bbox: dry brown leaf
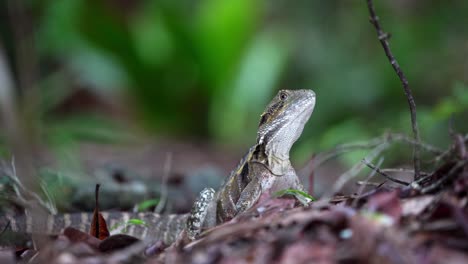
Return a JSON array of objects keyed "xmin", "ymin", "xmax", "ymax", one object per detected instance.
[{"xmin": 89, "ymin": 184, "xmax": 110, "ymax": 240}]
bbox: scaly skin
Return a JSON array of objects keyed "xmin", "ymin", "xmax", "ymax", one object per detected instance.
[
  {"xmin": 188, "ymin": 89, "xmax": 315, "ymax": 238},
  {"xmin": 1, "ymin": 89, "xmax": 316, "ymax": 245}
]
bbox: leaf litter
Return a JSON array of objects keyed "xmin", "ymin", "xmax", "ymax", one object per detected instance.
[{"xmin": 1, "ymin": 135, "xmax": 468, "ymax": 263}]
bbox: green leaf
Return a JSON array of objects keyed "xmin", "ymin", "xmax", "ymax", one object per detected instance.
[
  {"xmin": 361, "ymin": 211, "xmax": 394, "ymax": 227},
  {"xmin": 274, "ymin": 189, "xmax": 316, "ymax": 206},
  {"xmin": 109, "ymin": 219, "xmax": 148, "ymax": 233},
  {"xmin": 137, "ymin": 199, "xmax": 160, "ymax": 212},
  {"xmin": 127, "ymin": 219, "xmax": 148, "ymax": 227},
  {"xmin": 109, "ymin": 222, "xmax": 125, "ymax": 231}
]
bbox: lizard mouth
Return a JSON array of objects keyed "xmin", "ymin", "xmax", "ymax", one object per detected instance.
[{"xmin": 291, "ymin": 91, "xmax": 315, "ymax": 123}]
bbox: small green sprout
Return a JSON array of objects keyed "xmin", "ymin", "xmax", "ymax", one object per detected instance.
[
  {"xmin": 110, "ymin": 218, "xmax": 149, "ymax": 233},
  {"xmin": 274, "ymin": 189, "xmax": 316, "ymax": 205},
  {"xmin": 137, "ymin": 199, "xmax": 159, "ymax": 212}
]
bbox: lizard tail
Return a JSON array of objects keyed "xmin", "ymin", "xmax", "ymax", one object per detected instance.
[{"xmin": 0, "ymin": 212, "xmax": 188, "ymax": 245}]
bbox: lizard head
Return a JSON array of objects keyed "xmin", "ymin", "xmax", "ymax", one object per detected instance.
[{"xmin": 256, "ymin": 89, "xmax": 315, "ymax": 175}]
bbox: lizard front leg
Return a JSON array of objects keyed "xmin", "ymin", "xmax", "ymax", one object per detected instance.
[
  {"xmin": 235, "ymin": 161, "xmax": 278, "ymax": 214},
  {"xmin": 234, "ymin": 174, "xmax": 270, "ymax": 214},
  {"xmin": 186, "ymin": 188, "xmax": 215, "ymax": 240}
]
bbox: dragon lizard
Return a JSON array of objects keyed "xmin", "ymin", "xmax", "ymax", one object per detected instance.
[{"xmin": 1, "ymin": 89, "xmax": 316, "ymax": 245}]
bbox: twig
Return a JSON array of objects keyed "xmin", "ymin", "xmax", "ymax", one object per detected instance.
[
  {"xmin": 366, "ymin": 0, "xmax": 421, "ymax": 180},
  {"xmin": 352, "ymin": 183, "xmax": 391, "ymax": 201},
  {"xmin": 0, "ymin": 221, "xmax": 11, "ymax": 236},
  {"xmin": 410, "ymin": 219, "xmax": 459, "ymax": 233},
  {"xmin": 312, "ymin": 133, "xmax": 440, "ymax": 170},
  {"xmin": 448, "ymin": 115, "xmax": 455, "ymax": 138},
  {"xmin": 352, "ymin": 157, "xmax": 384, "ymax": 208},
  {"xmin": 7, "ymin": 0, "xmax": 39, "ymax": 101},
  {"xmin": 356, "ymin": 181, "xmax": 383, "ymax": 187},
  {"xmin": 420, "ymin": 160, "xmax": 467, "ymax": 194},
  {"xmin": 1, "ymin": 157, "xmax": 57, "ymax": 214},
  {"xmin": 155, "ymin": 152, "xmax": 172, "ymax": 214},
  {"xmin": 433, "ymin": 134, "xmax": 468, "ymax": 162},
  {"xmin": 454, "ymin": 134, "xmax": 467, "ymax": 160},
  {"xmin": 380, "ymin": 168, "xmax": 428, "ymax": 177},
  {"xmin": 362, "ymin": 159, "xmax": 410, "ymax": 186},
  {"xmin": 325, "ymin": 142, "xmax": 391, "ymax": 199},
  {"xmin": 448, "ymin": 116, "xmax": 467, "ymax": 160},
  {"xmin": 0, "ymin": 6, "xmax": 48, "ymax": 249}
]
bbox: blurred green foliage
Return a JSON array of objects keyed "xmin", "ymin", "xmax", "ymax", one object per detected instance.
[{"xmin": 1, "ymin": 0, "xmax": 467, "ymax": 165}]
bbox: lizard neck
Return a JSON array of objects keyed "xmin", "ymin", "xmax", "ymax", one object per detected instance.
[{"xmin": 252, "ymin": 141, "xmax": 292, "ymax": 176}]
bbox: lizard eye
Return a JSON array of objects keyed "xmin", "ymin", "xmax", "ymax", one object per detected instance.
[{"xmin": 279, "ymin": 91, "xmax": 288, "ymax": 101}]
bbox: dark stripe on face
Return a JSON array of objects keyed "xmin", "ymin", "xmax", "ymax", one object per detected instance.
[
  {"xmin": 259, "ymin": 101, "xmax": 284, "ymax": 127},
  {"xmin": 259, "ymin": 113, "xmax": 269, "ymax": 127}
]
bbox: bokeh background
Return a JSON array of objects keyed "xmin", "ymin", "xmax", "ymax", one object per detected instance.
[{"xmin": 0, "ymin": 0, "xmax": 467, "ymax": 203}]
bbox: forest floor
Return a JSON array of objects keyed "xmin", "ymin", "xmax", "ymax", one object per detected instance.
[{"xmin": 0, "ymin": 133, "xmax": 467, "ymax": 264}]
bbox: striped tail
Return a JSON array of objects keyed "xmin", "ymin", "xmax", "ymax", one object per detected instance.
[{"xmin": 0, "ymin": 212, "xmax": 188, "ymax": 245}]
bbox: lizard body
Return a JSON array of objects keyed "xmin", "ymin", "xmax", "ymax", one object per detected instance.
[{"xmin": 1, "ymin": 89, "xmax": 316, "ymax": 245}]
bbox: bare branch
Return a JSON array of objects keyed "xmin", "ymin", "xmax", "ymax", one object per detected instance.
[
  {"xmin": 433, "ymin": 134, "xmax": 468, "ymax": 163},
  {"xmin": 362, "ymin": 159, "xmax": 410, "ymax": 186},
  {"xmin": 356, "ymin": 181, "xmax": 384, "ymax": 187},
  {"xmin": 366, "ymin": 0, "xmax": 422, "ymax": 180},
  {"xmin": 305, "ymin": 133, "xmax": 441, "ymax": 172},
  {"xmin": 351, "ymin": 157, "xmax": 384, "ymax": 208},
  {"xmin": 325, "ymin": 142, "xmax": 391, "ymax": 199},
  {"xmin": 155, "ymin": 152, "xmax": 172, "ymax": 214},
  {"xmin": 0, "ymin": 158, "xmax": 57, "ymax": 214},
  {"xmin": 380, "ymin": 168, "xmax": 428, "ymax": 176},
  {"xmin": 420, "ymin": 160, "xmax": 467, "ymax": 194}
]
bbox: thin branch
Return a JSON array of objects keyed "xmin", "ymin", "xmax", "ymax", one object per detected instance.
[
  {"xmin": 420, "ymin": 160, "xmax": 467, "ymax": 194},
  {"xmin": 325, "ymin": 142, "xmax": 391, "ymax": 199},
  {"xmin": 362, "ymin": 159, "xmax": 410, "ymax": 186},
  {"xmin": 0, "ymin": 221, "xmax": 11, "ymax": 236},
  {"xmin": 454, "ymin": 134, "xmax": 467, "ymax": 160},
  {"xmin": 352, "ymin": 157, "xmax": 384, "ymax": 208},
  {"xmin": 380, "ymin": 168, "xmax": 428, "ymax": 177},
  {"xmin": 356, "ymin": 181, "xmax": 384, "ymax": 187},
  {"xmin": 366, "ymin": 0, "xmax": 421, "ymax": 180},
  {"xmin": 7, "ymin": 0, "xmax": 39, "ymax": 99},
  {"xmin": 155, "ymin": 152, "xmax": 172, "ymax": 214},
  {"xmin": 0, "ymin": 157, "xmax": 57, "ymax": 214},
  {"xmin": 433, "ymin": 134, "xmax": 468, "ymax": 162},
  {"xmin": 303, "ymin": 133, "xmax": 441, "ymax": 174}
]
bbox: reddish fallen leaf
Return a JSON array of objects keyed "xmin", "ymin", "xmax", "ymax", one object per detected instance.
[
  {"xmin": 90, "ymin": 184, "xmax": 110, "ymax": 240},
  {"xmin": 451, "ymin": 205, "xmax": 468, "ymax": 237},
  {"xmin": 144, "ymin": 240, "xmax": 166, "ymax": 257},
  {"xmin": 63, "ymin": 227, "xmax": 101, "ymax": 250},
  {"xmin": 18, "ymin": 249, "xmax": 37, "ymax": 263},
  {"xmin": 98, "ymin": 234, "xmax": 140, "ymax": 253},
  {"xmin": 453, "ymin": 171, "xmax": 468, "ymax": 195},
  {"xmin": 401, "ymin": 195, "xmax": 434, "ymax": 217},
  {"xmin": 365, "ymin": 190, "xmax": 402, "ymax": 222},
  {"xmin": 0, "ymin": 248, "xmax": 16, "ymax": 264},
  {"xmin": 14, "ymin": 247, "xmax": 29, "ymax": 258},
  {"xmin": 427, "ymin": 201, "xmax": 452, "ymax": 221},
  {"xmin": 423, "ymin": 244, "xmax": 468, "ymax": 264},
  {"xmin": 279, "ymin": 241, "xmax": 335, "ymax": 264}
]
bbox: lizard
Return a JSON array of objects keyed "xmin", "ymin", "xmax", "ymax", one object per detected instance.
[{"xmin": 0, "ymin": 89, "xmax": 316, "ymax": 246}]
